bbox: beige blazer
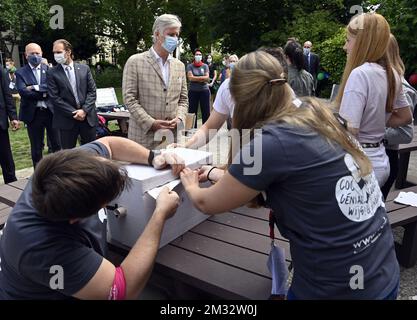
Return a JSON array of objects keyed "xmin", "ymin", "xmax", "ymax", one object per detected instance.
[{"xmin": 122, "ymin": 49, "xmax": 188, "ymax": 149}]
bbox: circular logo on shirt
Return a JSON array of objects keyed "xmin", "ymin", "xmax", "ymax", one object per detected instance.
[{"xmin": 335, "ymin": 154, "xmax": 384, "ymax": 222}]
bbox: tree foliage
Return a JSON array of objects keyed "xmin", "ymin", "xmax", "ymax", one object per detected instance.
[
  {"xmin": 367, "ymin": 0, "xmax": 417, "ymax": 77},
  {"xmin": 0, "ymin": 0, "xmax": 49, "ymax": 57}
]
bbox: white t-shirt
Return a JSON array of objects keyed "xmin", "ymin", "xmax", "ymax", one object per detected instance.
[
  {"xmin": 213, "ymin": 78, "xmax": 301, "ymax": 118},
  {"xmin": 213, "ymin": 78, "xmax": 235, "ymax": 117},
  {"xmin": 339, "ymin": 62, "xmax": 409, "ymax": 143}
]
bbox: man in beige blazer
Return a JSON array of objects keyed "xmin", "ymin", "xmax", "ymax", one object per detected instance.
[{"xmin": 123, "ymin": 14, "xmax": 188, "ymax": 149}]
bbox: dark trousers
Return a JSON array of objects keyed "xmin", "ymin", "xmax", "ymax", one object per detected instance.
[
  {"xmin": 188, "ymin": 89, "xmax": 211, "ymax": 128},
  {"xmin": 0, "ymin": 128, "xmax": 17, "ymax": 184},
  {"xmin": 381, "ymin": 149, "xmax": 399, "ymax": 200},
  {"xmin": 60, "ymin": 120, "xmax": 96, "ymax": 149},
  {"xmin": 27, "ymin": 108, "xmax": 61, "ymax": 168}
]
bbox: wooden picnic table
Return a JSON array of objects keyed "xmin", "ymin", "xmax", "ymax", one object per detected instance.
[
  {"xmin": 396, "ymin": 126, "xmax": 417, "ymax": 189},
  {"xmin": 97, "ymin": 111, "xmax": 130, "ymax": 136},
  {"xmin": 1, "ymin": 179, "xmax": 417, "ymax": 299}
]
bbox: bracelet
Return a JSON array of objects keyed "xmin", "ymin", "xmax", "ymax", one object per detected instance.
[{"xmin": 207, "ymin": 166, "xmax": 217, "ymax": 183}]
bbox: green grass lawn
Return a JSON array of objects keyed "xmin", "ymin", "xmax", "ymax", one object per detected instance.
[
  {"xmin": 8, "ymin": 125, "xmax": 33, "ymax": 171},
  {"xmin": 8, "ymin": 87, "xmax": 124, "ymax": 171}
]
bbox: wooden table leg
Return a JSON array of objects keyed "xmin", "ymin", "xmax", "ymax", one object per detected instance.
[
  {"xmin": 396, "ymin": 152, "xmax": 411, "ymax": 189},
  {"xmin": 397, "ymin": 221, "xmax": 417, "ymax": 268}
]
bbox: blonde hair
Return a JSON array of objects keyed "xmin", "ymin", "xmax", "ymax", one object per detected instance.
[
  {"xmin": 387, "ymin": 34, "xmax": 405, "ymax": 77},
  {"xmin": 335, "ymin": 13, "xmax": 395, "ymax": 113},
  {"xmin": 230, "ymin": 51, "xmax": 372, "ymax": 177}
]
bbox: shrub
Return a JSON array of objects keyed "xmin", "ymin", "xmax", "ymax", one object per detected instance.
[
  {"xmin": 316, "ymin": 28, "xmax": 347, "ymax": 85},
  {"xmin": 94, "ymin": 68, "xmax": 123, "ymax": 89}
]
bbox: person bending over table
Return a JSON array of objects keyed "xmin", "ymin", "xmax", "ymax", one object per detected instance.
[{"xmin": 0, "ymin": 136, "xmax": 184, "ymax": 300}]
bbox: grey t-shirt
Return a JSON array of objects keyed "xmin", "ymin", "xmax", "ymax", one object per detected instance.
[
  {"xmin": 187, "ymin": 63, "xmax": 209, "ymax": 92},
  {"xmin": 0, "ymin": 142, "xmax": 110, "ymax": 299},
  {"xmin": 228, "ymin": 124, "xmax": 399, "ymax": 299},
  {"xmin": 340, "ymin": 63, "xmax": 409, "ymax": 144},
  {"xmin": 288, "ymin": 65, "xmax": 315, "ymax": 97}
]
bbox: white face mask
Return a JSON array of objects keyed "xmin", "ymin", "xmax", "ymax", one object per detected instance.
[
  {"xmin": 207, "ymin": 58, "xmax": 212, "ymax": 63},
  {"xmin": 195, "ymin": 55, "xmax": 202, "ymax": 62},
  {"xmin": 54, "ymin": 53, "xmax": 67, "ymax": 65}
]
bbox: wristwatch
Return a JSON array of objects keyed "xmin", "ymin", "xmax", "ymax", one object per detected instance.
[{"xmin": 148, "ymin": 150, "xmax": 162, "ymax": 166}]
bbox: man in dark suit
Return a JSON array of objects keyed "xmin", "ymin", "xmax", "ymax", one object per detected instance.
[
  {"xmin": 0, "ymin": 66, "xmax": 20, "ymax": 184},
  {"xmin": 303, "ymin": 41, "xmax": 320, "ymax": 94},
  {"xmin": 47, "ymin": 39, "xmax": 98, "ymax": 149},
  {"xmin": 15, "ymin": 43, "xmax": 61, "ymax": 168}
]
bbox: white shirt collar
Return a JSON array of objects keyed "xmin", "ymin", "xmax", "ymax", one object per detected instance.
[
  {"xmin": 64, "ymin": 61, "xmax": 75, "ymax": 69},
  {"xmin": 29, "ymin": 63, "xmax": 40, "ymax": 70},
  {"xmin": 151, "ymin": 46, "xmax": 173, "ymax": 63}
]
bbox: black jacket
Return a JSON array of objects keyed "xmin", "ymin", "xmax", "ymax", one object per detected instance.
[
  {"xmin": 304, "ymin": 52, "xmax": 320, "ymax": 80},
  {"xmin": 0, "ymin": 67, "xmax": 17, "ymax": 131},
  {"xmin": 15, "ymin": 63, "xmax": 53, "ymax": 124},
  {"xmin": 47, "ymin": 63, "xmax": 98, "ymax": 130}
]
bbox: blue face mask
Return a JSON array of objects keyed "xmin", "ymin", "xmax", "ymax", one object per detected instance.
[
  {"xmin": 28, "ymin": 54, "xmax": 43, "ymax": 66},
  {"xmin": 229, "ymin": 62, "xmax": 236, "ymax": 70},
  {"xmin": 162, "ymin": 36, "xmax": 179, "ymax": 54}
]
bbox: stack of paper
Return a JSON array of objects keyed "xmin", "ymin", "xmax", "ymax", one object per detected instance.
[{"xmin": 394, "ymin": 192, "xmax": 417, "ymax": 207}]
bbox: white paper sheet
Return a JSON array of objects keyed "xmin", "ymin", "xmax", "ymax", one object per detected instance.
[
  {"xmin": 394, "ymin": 192, "xmax": 417, "ymax": 207},
  {"xmin": 147, "ymin": 179, "xmax": 182, "ymax": 200}
]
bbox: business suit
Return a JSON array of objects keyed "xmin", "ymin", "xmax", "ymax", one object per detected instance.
[
  {"xmin": 0, "ymin": 67, "xmax": 17, "ymax": 184},
  {"xmin": 15, "ymin": 63, "xmax": 61, "ymax": 167},
  {"xmin": 47, "ymin": 62, "xmax": 98, "ymax": 149},
  {"xmin": 123, "ymin": 49, "xmax": 188, "ymax": 149},
  {"xmin": 304, "ymin": 52, "xmax": 320, "ymax": 86}
]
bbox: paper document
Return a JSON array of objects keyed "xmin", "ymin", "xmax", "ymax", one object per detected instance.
[
  {"xmin": 394, "ymin": 192, "xmax": 417, "ymax": 207},
  {"xmin": 147, "ymin": 179, "xmax": 182, "ymax": 200}
]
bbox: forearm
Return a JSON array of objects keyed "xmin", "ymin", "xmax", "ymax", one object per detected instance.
[
  {"xmin": 82, "ymin": 97, "xmax": 96, "ymax": 114},
  {"xmin": 125, "ymin": 100, "xmax": 155, "ymax": 132},
  {"xmin": 189, "ymin": 75, "xmax": 209, "ymax": 82},
  {"xmin": 177, "ymin": 78, "xmax": 188, "ymax": 123},
  {"xmin": 185, "ymin": 124, "xmax": 210, "ymax": 148},
  {"xmin": 386, "ymin": 107, "xmax": 412, "ymax": 128},
  {"xmin": 99, "ymin": 136, "xmax": 150, "ymax": 164},
  {"xmin": 83, "ymin": 71, "xmax": 97, "ymax": 113},
  {"xmin": 120, "ymin": 211, "xmax": 165, "ymax": 299}
]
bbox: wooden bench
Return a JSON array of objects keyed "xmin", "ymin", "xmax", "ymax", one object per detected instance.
[
  {"xmin": 108, "ymin": 205, "xmax": 289, "ymax": 300},
  {"xmin": 384, "ymin": 186, "xmax": 417, "ymax": 268},
  {"xmin": 1, "ymin": 179, "xmax": 417, "ymax": 299},
  {"xmin": 396, "ymin": 127, "xmax": 417, "ymax": 189}
]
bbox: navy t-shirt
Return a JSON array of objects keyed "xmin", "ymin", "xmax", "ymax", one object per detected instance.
[
  {"xmin": 0, "ymin": 142, "xmax": 110, "ymax": 299},
  {"xmin": 187, "ymin": 63, "xmax": 209, "ymax": 92},
  {"xmin": 228, "ymin": 124, "xmax": 399, "ymax": 299}
]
